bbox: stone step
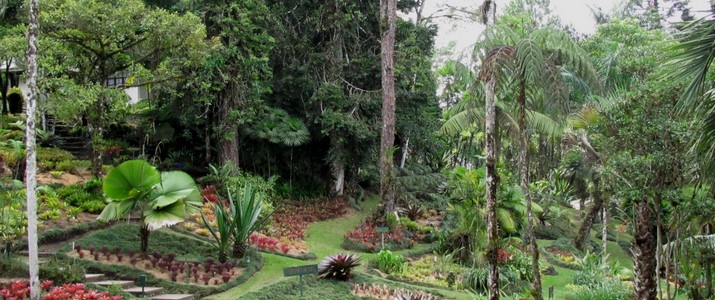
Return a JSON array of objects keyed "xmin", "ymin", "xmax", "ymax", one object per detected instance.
[
  {"xmin": 151, "ymin": 294, "xmax": 194, "ymax": 300},
  {"xmin": 17, "ymin": 251, "xmax": 56, "ymax": 257},
  {"xmin": 94, "ymin": 280, "xmax": 134, "ymax": 288},
  {"xmin": 123, "ymin": 286, "xmax": 163, "ymax": 297},
  {"xmin": 84, "ymin": 274, "xmax": 105, "ymax": 282}
]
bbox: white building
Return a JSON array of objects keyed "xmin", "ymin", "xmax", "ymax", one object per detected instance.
[{"xmin": 2, "ymin": 60, "xmax": 148, "ymax": 112}]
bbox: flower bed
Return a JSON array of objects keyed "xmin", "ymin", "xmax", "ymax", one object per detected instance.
[
  {"xmin": 342, "ymin": 221, "xmax": 414, "ymax": 253},
  {"xmin": 1, "ymin": 281, "xmax": 122, "ymax": 300},
  {"xmin": 68, "ymin": 245, "xmax": 244, "ymax": 285}
]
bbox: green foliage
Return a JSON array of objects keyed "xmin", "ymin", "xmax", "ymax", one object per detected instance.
[
  {"xmin": 57, "ymin": 181, "xmax": 106, "ymax": 214},
  {"xmin": 565, "ymin": 280, "xmax": 633, "ymax": 300},
  {"xmin": 40, "ymin": 257, "xmax": 86, "ymax": 284},
  {"xmin": 0, "ymin": 179, "xmax": 25, "ymax": 242},
  {"xmin": 37, "ymin": 147, "xmax": 76, "ymax": 163},
  {"xmin": 0, "ymin": 257, "xmax": 28, "ymax": 278},
  {"xmin": 375, "ymin": 250, "xmax": 405, "ymax": 274}
]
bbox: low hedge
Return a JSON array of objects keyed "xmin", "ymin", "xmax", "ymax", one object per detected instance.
[
  {"xmin": 540, "ymin": 246, "xmax": 581, "ymax": 271},
  {"xmin": 14, "ymin": 221, "xmax": 111, "ymax": 252}
]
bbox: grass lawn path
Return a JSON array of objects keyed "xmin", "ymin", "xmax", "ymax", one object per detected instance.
[{"xmin": 205, "ymin": 196, "xmax": 381, "ymax": 299}]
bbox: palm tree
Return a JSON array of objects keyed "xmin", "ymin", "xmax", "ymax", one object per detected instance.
[
  {"xmin": 24, "ymin": 0, "xmax": 39, "ymax": 297},
  {"xmin": 474, "ymin": 23, "xmax": 599, "ymax": 299},
  {"xmin": 98, "ymin": 160, "xmax": 203, "ymax": 252}
]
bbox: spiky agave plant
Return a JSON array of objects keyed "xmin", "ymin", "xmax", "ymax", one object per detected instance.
[{"xmin": 318, "ymin": 253, "xmax": 361, "ymax": 281}]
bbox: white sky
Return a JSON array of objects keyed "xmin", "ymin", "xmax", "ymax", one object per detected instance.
[{"xmin": 426, "ymin": 0, "xmax": 713, "ymax": 60}]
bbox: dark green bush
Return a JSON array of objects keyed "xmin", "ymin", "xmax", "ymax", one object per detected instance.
[
  {"xmin": 40, "ymin": 257, "xmax": 85, "ymax": 284},
  {"xmin": 0, "ymin": 257, "xmax": 29, "ymax": 277},
  {"xmin": 551, "ymin": 238, "xmax": 579, "ymax": 253}
]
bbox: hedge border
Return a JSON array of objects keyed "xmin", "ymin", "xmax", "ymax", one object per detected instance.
[{"xmin": 14, "ymin": 221, "xmax": 112, "ymax": 252}]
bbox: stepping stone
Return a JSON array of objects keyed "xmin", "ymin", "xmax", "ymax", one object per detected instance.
[
  {"xmin": 94, "ymin": 280, "xmax": 134, "ymax": 288},
  {"xmin": 123, "ymin": 286, "xmax": 164, "ymax": 297},
  {"xmin": 84, "ymin": 274, "xmax": 105, "ymax": 282},
  {"xmin": 151, "ymin": 294, "xmax": 194, "ymax": 300}
]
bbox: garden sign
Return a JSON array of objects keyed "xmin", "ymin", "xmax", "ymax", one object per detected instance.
[{"xmin": 283, "ymin": 264, "xmax": 318, "ymax": 296}]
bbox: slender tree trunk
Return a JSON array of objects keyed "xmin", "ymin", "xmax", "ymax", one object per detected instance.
[
  {"xmin": 517, "ymin": 80, "xmax": 542, "ymax": 300},
  {"xmin": 602, "ymin": 203, "xmax": 608, "ymax": 265},
  {"xmin": 25, "ymin": 0, "xmax": 40, "ymax": 298},
  {"xmin": 379, "ymin": 0, "xmax": 397, "ymax": 213},
  {"xmin": 575, "ymin": 178, "xmax": 602, "ymax": 251},
  {"xmin": 485, "ymin": 77, "xmax": 500, "ymax": 300},
  {"xmin": 634, "ymin": 199, "xmax": 657, "ymax": 300},
  {"xmin": 400, "ymin": 138, "xmax": 409, "ymax": 168}
]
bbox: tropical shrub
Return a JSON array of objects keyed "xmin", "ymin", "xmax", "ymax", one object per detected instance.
[
  {"xmin": 318, "ymin": 253, "xmax": 361, "ymax": 281},
  {"xmin": 374, "ymin": 250, "xmax": 405, "ymax": 274},
  {"xmin": 98, "ymin": 160, "xmax": 202, "ymax": 252}
]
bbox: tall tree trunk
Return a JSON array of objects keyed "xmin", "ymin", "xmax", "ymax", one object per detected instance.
[
  {"xmin": 379, "ymin": 0, "xmax": 397, "ymax": 213},
  {"xmin": 481, "ymin": 2, "xmax": 498, "ymax": 298},
  {"xmin": 25, "ymin": 0, "xmax": 40, "ymax": 297},
  {"xmin": 400, "ymin": 138, "xmax": 409, "ymax": 168},
  {"xmin": 90, "ymin": 97, "xmax": 104, "ymax": 177},
  {"xmin": 485, "ymin": 76, "xmax": 500, "ymax": 300},
  {"xmin": 218, "ymin": 93, "xmax": 239, "ymax": 169},
  {"xmin": 517, "ymin": 80, "xmax": 542, "ymax": 300},
  {"xmin": 602, "ymin": 203, "xmax": 608, "ymax": 265},
  {"xmin": 331, "ymin": 135, "xmax": 345, "ymax": 196},
  {"xmin": 575, "ymin": 177, "xmax": 602, "ymax": 251},
  {"xmin": 1, "ymin": 58, "xmax": 11, "ymax": 115},
  {"xmin": 634, "ymin": 199, "xmax": 657, "ymax": 300}
]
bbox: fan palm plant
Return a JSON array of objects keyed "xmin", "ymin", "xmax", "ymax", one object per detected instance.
[{"xmin": 98, "ymin": 160, "xmax": 202, "ymax": 252}]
